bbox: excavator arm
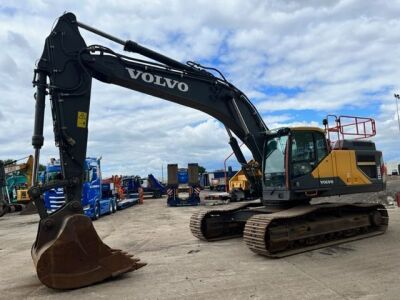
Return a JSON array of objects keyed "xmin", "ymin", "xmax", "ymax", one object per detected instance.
[
  {"xmin": 32, "ymin": 13, "xmax": 267, "ymax": 216},
  {"xmin": 29, "ymin": 12, "xmax": 267, "ymax": 289}
]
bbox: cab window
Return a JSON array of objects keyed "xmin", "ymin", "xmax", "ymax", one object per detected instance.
[
  {"xmin": 46, "ymin": 171, "xmax": 63, "ymax": 183},
  {"xmin": 264, "ymin": 135, "xmax": 288, "ymax": 187},
  {"xmin": 88, "ymin": 167, "xmax": 97, "ymax": 182},
  {"xmin": 85, "ymin": 167, "xmax": 97, "ymax": 182},
  {"xmin": 314, "ymin": 132, "xmax": 328, "ymax": 162},
  {"xmin": 291, "ymin": 131, "xmax": 315, "ymax": 178}
]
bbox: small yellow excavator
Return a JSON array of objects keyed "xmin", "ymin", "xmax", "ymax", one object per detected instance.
[
  {"xmin": 228, "ymin": 160, "xmax": 262, "ymax": 201},
  {"xmin": 0, "ymin": 156, "xmax": 34, "ymax": 216},
  {"xmin": 4, "ymin": 155, "xmax": 34, "ymax": 203},
  {"xmin": 27, "ymin": 13, "xmax": 387, "ymax": 289}
]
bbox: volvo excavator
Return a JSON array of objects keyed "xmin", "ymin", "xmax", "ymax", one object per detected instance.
[{"xmin": 28, "ymin": 12, "xmax": 388, "ymax": 289}]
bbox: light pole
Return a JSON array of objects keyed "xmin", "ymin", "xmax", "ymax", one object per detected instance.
[{"xmin": 395, "ymin": 94, "xmax": 400, "ymax": 133}]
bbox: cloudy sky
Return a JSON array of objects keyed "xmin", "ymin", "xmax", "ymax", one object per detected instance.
[{"xmin": 0, "ymin": 0, "xmax": 399, "ymax": 178}]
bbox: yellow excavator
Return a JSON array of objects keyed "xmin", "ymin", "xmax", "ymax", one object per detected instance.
[
  {"xmin": 228, "ymin": 160, "xmax": 262, "ymax": 201},
  {"xmin": 4, "ymin": 155, "xmax": 34, "ymax": 203},
  {"xmin": 27, "ymin": 13, "xmax": 387, "ymax": 289},
  {"xmin": 0, "ymin": 156, "xmax": 34, "ymax": 216}
]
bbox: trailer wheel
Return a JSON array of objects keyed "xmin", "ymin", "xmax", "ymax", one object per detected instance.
[
  {"xmin": 112, "ymin": 198, "xmax": 117, "ymax": 213},
  {"xmin": 108, "ymin": 200, "xmax": 113, "ymax": 215}
]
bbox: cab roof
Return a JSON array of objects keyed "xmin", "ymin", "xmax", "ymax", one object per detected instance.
[
  {"xmin": 289, "ymin": 126, "xmax": 325, "ymax": 134},
  {"xmin": 267, "ymin": 127, "xmax": 326, "ymax": 135}
]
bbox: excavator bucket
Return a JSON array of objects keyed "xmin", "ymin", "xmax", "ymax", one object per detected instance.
[{"xmin": 32, "ymin": 206, "xmax": 145, "ymax": 289}]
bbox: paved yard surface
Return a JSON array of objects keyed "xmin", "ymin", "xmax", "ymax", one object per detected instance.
[{"xmin": 0, "ymin": 189, "xmax": 399, "ymax": 299}]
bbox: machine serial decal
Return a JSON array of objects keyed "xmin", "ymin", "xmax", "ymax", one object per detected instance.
[
  {"xmin": 77, "ymin": 111, "xmax": 88, "ymax": 128},
  {"xmin": 125, "ymin": 67, "xmax": 189, "ymax": 92}
]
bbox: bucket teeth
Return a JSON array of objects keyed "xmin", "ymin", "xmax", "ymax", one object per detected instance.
[
  {"xmin": 32, "ymin": 214, "xmax": 146, "ymax": 289},
  {"xmin": 132, "ymin": 262, "xmax": 147, "ymax": 270}
]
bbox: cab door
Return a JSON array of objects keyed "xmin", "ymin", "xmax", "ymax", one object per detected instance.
[
  {"xmin": 290, "ymin": 130, "xmax": 329, "ymax": 191},
  {"xmin": 312, "ymin": 132, "xmax": 334, "ymax": 187}
]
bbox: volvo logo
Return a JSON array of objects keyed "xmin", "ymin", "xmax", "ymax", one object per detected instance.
[
  {"xmin": 320, "ymin": 179, "xmax": 334, "ymax": 185},
  {"xmin": 125, "ymin": 67, "xmax": 189, "ymax": 92}
]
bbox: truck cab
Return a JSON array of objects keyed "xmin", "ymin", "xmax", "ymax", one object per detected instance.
[{"xmin": 44, "ymin": 158, "xmax": 116, "ymax": 219}]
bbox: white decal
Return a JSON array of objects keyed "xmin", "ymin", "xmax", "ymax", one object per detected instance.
[
  {"xmin": 126, "ymin": 67, "xmax": 189, "ymax": 92},
  {"xmin": 320, "ymin": 179, "xmax": 334, "ymax": 185},
  {"xmin": 125, "ymin": 68, "xmax": 141, "ymax": 79}
]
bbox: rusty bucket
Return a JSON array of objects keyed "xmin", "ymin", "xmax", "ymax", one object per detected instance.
[{"xmin": 32, "ymin": 203, "xmax": 145, "ymax": 289}]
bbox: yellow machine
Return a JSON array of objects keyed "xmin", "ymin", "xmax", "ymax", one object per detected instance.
[
  {"xmin": 229, "ymin": 170, "xmax": 249, "ymax": 191},
  {"xmin": 17, "ymin": 189, "xmax": 30, "ymax": 202},
  {"xmin": 228, "ymin": 160, "xmax": 261, "ymax": 201},
  {"xmin": 1, "ymin": 155, "xmax": 34, "ymax": 217},
  {"xmin": 5, "ymin": 155, "xmax": 34, "ymax": 204}
]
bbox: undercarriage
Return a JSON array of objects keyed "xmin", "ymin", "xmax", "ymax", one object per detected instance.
[{"xmin": 190, "ymin": 202, "xmax": 388, "ymax": 257}]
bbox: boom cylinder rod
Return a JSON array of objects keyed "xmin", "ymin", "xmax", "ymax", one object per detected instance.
[
  {"xmin": 77, "ymin": 21, "xmax": 125, "ymax": 45},
  {"xmin": 228, "ymin": 137, "xmax": 247, "ymax": 165},
  {"xmin": 225, "ymin": 126, "xmax": 247, "ymax": 165},
  {"xmin": 225, "ymin": 126, "xmax": 233, "ymax": 138},
  {"xmin": 76, "ymin": 21, "xmax": 193, "ymax": 72}
]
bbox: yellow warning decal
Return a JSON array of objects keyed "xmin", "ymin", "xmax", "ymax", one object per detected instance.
[{"xmin": 77, "ymin": 111, "xmax": 87, "ymax": 128}]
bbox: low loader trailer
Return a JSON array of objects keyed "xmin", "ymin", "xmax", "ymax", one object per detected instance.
[{"xmin": 167, "ymin": 163, "xmax": 201, "ymax": 206}]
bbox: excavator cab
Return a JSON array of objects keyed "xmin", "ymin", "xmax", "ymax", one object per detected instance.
[
  {"xmin": 263, "ymin": 128, "xmax": 324, "ymax": 203},
  {"xmin": 262, "ymin": 122, "xmax": 385, "ymax": 206}
]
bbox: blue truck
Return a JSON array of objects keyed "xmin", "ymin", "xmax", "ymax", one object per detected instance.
[{"xmin": 43, "ymin": 157, "xmax": 117, "ymax": 219}]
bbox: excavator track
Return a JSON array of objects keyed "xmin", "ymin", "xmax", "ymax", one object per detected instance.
[
  {"xmin": 0, "ymin": 202, "xmax": 25, "ymax": 217},
  {"xmin": 0, "ymin": 201, "xmax": 7, "ymax": 217},
  {"xmin": 190, "ymin": 202, "xmax": 259, "ymax": 241},
  {"xmin": 243, "ymin": 203, "xmax": 388, "ymax": 257}
]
